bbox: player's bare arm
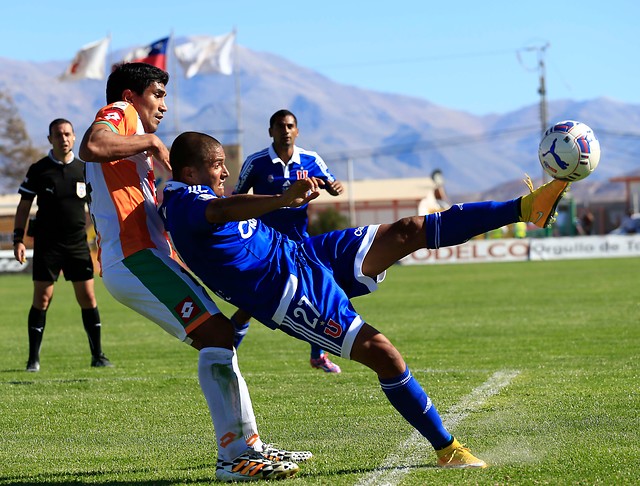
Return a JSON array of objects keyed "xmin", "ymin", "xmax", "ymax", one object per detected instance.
[
  {"xmin": 79, "ymin": 123, "xmax": 171, "ymax": 170},
  {"xmin": 205, "ymin": 178, "xmax": 320, "ymax": 224}
]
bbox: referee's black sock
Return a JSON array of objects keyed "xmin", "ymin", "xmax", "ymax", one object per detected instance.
[
  {"xmin": 28, "ymin": 306, "xmax": 47, "ymax": 362},
  {"xmin": 82, "ymin": 307, "xmax": 102, "ymax": 357}
]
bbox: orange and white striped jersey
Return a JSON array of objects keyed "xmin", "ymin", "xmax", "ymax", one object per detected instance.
[{"xmin": 84, "ymin": 101, "xmax": 173, "ymax": 271}]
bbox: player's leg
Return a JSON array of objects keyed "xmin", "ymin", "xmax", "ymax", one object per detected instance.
[
  {"xmin": 26, "ymin": 280, "xmax": 54, "ymax": 372},
  {"xmin": 309, "ymin": 344, "xmax": 341, "ymax": 373},
  {"xmin": 27, "ymin": 243, "xmax": 60, "ymax": 371},
  {"xmin": 274, "ymin": 257, "xmax": 481, "ymax": 466},
  {"xmin": 101, "ymin": 251, "xmax": 256, "ymax": 459},
  {"xmin": 32, "ymin": 280, "xmax": 55, "ymax": 310},
  {"xmin": 66, "ymin": 247, "xmax": 112, "ymax": 367},
  {"xmin": 192, "ymin": 306, "xmax": 312, "ymax": 466},
  {"xmin": 362, "ymin": 179, "xmax": 569, "ymax": 278},
  {"xmin": 230, "ymin": 308, "xmax": 252, "ymax": 348},
  {"xmin": 189, "ymin": 317, "xmax": 261, "ymax": 453},
  {"xmin": 102, "ymin": 249, "xmax": 302, "ymax": 479},
  {"xmin": 349, "ymin": 324, "xmax": 451, "ymax": 447},
  {"xmin": 350, "ymin": 322, "xmax": 486, "ymax": 468},
  {"xmin": 71, "ymin": 279, "xmax": 112, "ymax": 367}
]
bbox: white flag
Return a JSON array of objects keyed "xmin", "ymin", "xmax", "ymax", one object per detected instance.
[
  {"xmin": 60, "ymin": 37, "xmax": 110, "ymax": 81},
  {"xmin": 174, "ymin": 32, "xmax": 235, "ymax": 78}
]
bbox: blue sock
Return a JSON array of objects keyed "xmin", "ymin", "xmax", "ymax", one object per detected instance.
[
  {"xmin": 425, "ymin": 200, "xmax": 520, "ymax": 249},
  {"xmin": 380, "ymin": 367, "xmax": 452, "ymax": 449},
  {"xmin": 231, "ymin": 317, "xmax": 250, "ymax": 349},
  {"xmin": 310, "ymin": 344, "xmax": 324, "ymax": 360}
]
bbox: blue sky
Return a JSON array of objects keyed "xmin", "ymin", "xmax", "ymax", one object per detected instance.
[{"xmin": 2, "ymin": 0, "xmax": 637, "ymax": 116}]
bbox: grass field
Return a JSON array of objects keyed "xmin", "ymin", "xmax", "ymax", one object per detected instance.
[{"xmin": 1, "ymin": 257, "xmax": 639, "ymax": 485}]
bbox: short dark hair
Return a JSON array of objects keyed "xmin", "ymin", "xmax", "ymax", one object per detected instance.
[
  {"xmin": 269, "ymin": 109, "xmax": 297, "ymax": 128},
  {"xmin": 49, "ymin": 118, "xmax": 73, "ymax": 135},
  {"xmin": 170, "ymin": 132, "xmax": 222, "ymax": 180},
  {"xmin": 106, "ymin": 63, "xmax": 169, "ymax": 104}
]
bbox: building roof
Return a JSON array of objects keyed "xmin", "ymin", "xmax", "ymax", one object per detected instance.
[
  {"xmin": 0, "ymin": 194, "xmax": 24, "ymax": 217},
  {"xmin": 314, "ymin": 177, "xmax": 437, "ymax": 203}
]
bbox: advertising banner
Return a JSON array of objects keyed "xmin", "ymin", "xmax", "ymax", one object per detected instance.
[
  {"xmin": 0, "ymin": 250, "xmax": 33, "ymax": 274},
  {"xmin": 400, "ymin": 235, "xmax": 640, "ymax": 265}
]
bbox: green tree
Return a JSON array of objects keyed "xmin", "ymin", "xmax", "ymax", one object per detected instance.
[
  {"xmin": 0, "ymin": 91, "xmax": 41, "ymax": 193},
  {"xmin": 308, "ymin": 207, "xmax": 350, "ymax": 236}
]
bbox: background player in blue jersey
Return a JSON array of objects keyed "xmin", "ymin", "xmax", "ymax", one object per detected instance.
[
  {"xmin": 160, "ymin": 131, "xmax": 570, "ymax": 470},
  {"xmin": 233, "ymin": 110, "xmax": 344, "ymax": 373}
]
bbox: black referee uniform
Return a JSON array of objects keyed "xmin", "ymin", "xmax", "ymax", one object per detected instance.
[
  {"xmin": 17, "ymin": 150, "xmax": 110, "ymax": 369},
  {"xmin": 19, "ymin": 154, "xmax": 93, "ymax": 282}
]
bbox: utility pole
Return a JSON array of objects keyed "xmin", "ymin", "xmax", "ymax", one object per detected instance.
[
  {"xmin": 518, "ymin": 42, "xmax": 550, "ymax": 182},
  {"xmin": 537, "ymin": 44, "xmax": 549, "ymax": 137},
  {"xmin": 537, "ymin": 43, "xmax": 550, "ymax": 183},
  {"xmin": 347, "ymin": 158, "xmax": 356, "ymax": 226}
]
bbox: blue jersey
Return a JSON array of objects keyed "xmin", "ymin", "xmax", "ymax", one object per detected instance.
[
  {"xmin": 160, "ymin": 181, "xmax": 384, "ymax": 359},
  {"xmin": 233, "ymin": 145, "xmax": 336, "ymax": 240}
]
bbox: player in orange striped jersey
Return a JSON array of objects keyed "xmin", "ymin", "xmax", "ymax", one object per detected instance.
[{"xmin": 79, "ymin": 62, "xmax": 305, "ymax": 482}]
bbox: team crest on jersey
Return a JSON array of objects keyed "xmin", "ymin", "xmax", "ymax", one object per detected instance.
[
  {"xmin": 267, "ymin": 174, "xmax": 274, "ymax": 183},
  {"xmin": 76, "ymin": 182, "xmax": 86, "ymax": 198},
  {"xmin": 323, "ymin": 318, "xmax": 343, "ymax": 338},
  {"xmin": 296, "ymin": 170, "xmax": 308, "ymax": 179},
  {"xmin": 102, "ymin": 110, "xmax": 123, "ymax": 125},
  {"xmin": 101, "ymin": 103, "xmax": 126, "ymax": 127},
  {"xmin": 174, "ymin": 296, "xmax": 202, "ymax": 324}
]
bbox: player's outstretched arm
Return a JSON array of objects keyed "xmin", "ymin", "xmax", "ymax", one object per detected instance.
[
  {"xmin": 79, "ymin": 124, "xmax": 171, "ymax": 170},
  {"xmin": 205, "ymin": 178, "xmax": 320, "ymax": 224}
]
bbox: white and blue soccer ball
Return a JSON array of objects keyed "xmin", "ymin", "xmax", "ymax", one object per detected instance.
[{"xmin": 538, "ymin": 120, "xmax": 601, "ymax": 181}]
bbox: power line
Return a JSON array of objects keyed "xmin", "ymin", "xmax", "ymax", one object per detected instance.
[
  {"xmin": 322, "ymin": 125, "xmax": 539, "ymax": 162},
  {"xmin": 597, "ymin": 129, "xmax": 640, "ymax": 139},
  {"xmin": 316, "ymin": 48, "xmax": 519, "ymax": 71}
]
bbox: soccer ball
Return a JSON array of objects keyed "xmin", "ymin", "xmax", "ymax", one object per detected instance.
[{"xmin": 538, "ymin": 120, "xmax": 601, "ymax": 181}]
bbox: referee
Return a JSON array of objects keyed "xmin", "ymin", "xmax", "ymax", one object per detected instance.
[{"xmin": 13, "ymin": 118, "xmax": 112, "ymax": 372}]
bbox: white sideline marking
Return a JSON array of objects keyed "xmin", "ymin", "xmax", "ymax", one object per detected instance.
[{"xmin": 355, "ymin": 370, "xmax": 520, "ymax": 486}]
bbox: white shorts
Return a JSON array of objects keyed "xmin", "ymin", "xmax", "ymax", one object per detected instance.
[{"xmin": 102, "ymin": 248, "xmax": 221, "ymax": 342}]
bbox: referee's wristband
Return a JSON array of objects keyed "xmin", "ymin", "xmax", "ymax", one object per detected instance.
[{"xmin": 13, "ymin": 228, "xmax": 25, "ymax": 245}]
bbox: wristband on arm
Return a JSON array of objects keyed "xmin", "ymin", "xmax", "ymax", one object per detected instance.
[{"xmin": 13, "ymin": 228, "xmax": 25, "ymax": 245}]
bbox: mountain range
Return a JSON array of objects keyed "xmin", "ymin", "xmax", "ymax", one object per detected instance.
[{"xmin": 1, "ymin": 44, "xmax": 639, "ymax": 200}]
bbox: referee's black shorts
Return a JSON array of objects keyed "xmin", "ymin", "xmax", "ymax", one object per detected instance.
[{"xmin": 32, "ymin": 239, "xmax": 94, "ymax": 282}]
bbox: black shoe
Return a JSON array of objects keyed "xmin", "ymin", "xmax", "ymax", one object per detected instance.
[
  {"xmin": 91, "ymin": 354, "xmax": 114, "ymax": 368},
  {"xmin": 26, "ymin": 359, "xmax": 40, "ymax": 372}
]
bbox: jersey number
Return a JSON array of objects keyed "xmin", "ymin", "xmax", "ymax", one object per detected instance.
[{"xmin": 293, "ymin": 295, "xmax": 343, "ymax": 338}]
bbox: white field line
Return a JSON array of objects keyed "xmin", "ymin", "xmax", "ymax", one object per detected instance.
[{"xmin": 355, "ymin": 369, "xmax": 520, "ymax": 486}]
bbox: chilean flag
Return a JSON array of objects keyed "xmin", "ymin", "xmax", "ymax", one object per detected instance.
[{"xmin": 121, "ymin": 37, "xmax": 169, "ymax": 70}]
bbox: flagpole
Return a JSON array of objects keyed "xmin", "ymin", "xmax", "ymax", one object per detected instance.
[
  {"xmin": 232, "ymin": 27, "xmax": 243, "ymax": 161},
  {"xmin": 106, "ymin": 32, "xmax": 112, "ymax": 75},
  {"xmin": 168, "ymin": 30, "xmax": 180, "ymax": 139}
]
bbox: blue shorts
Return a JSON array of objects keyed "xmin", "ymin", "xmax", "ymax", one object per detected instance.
[{"xmin": 266, "ymin": 225, "xmax": 386, "ymax": 360}]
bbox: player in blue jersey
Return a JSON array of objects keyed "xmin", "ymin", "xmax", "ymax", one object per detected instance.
[
  {"xmin": 160, "ymin": 131, "xmax": 570, "ymax": 470},
  {"xmin": 232, "ymin": 110, "xmax": 344, "ymax": 373}
]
